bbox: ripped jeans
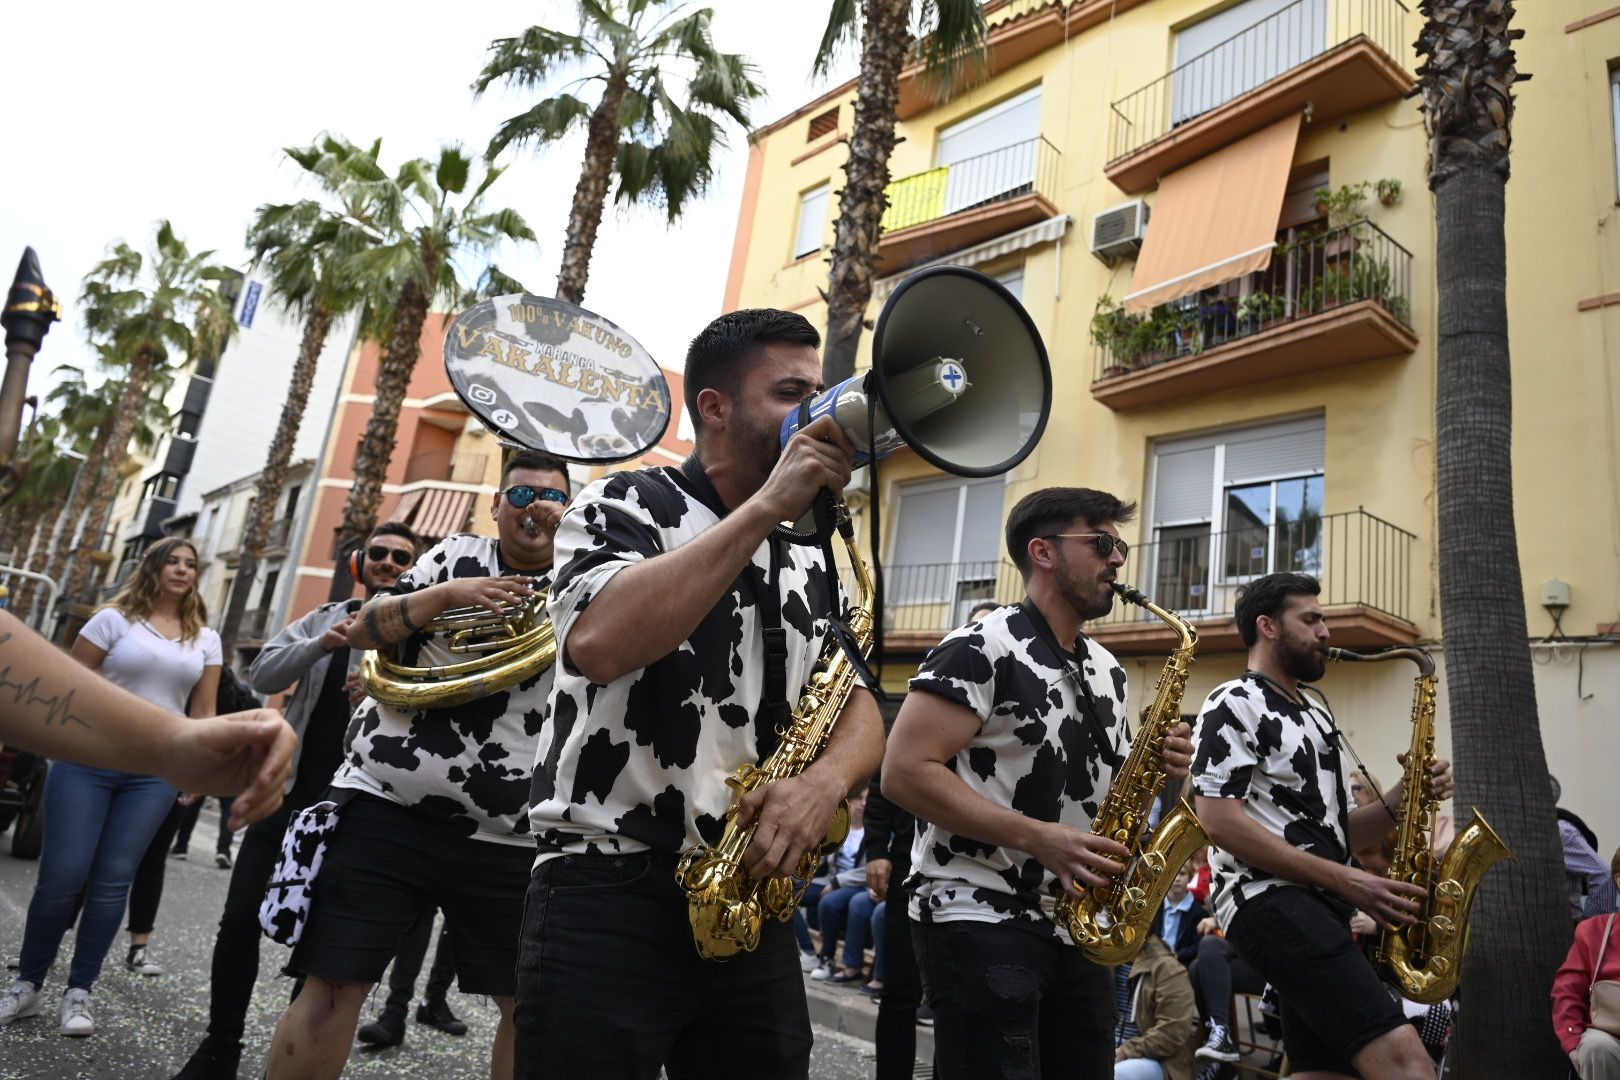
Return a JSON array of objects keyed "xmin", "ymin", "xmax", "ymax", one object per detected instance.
[{"xmin": 913, "ymin": 919, "xmax": 1114, "ymax": 1080}]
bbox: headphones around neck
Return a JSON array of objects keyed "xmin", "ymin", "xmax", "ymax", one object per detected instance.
[{"xmin": 348, "ymin": 546, "xmax": 366, "ymax": 583}]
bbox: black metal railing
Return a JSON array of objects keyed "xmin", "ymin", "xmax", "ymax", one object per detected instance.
[
  {"xmin": 1108, "ymin": 0, "xmax": 1410, "ymax": 161},
  {"xmin": 880, "ymin": 137, "xmax": 1060, "ymax": 234},
  {"xmin": 264, "ymin": 516, "xmax": 296, "ymax": 550},
  {"xmin": 861, "ymin": 509, "xmax": 1413, "ymax": 637},
  {"xmin": 1093, "ymin": 219, "xmax": 1413, "ymax": 380},
  {"xmin": 404, "ymin": 450, "xmax": 488, "ymax": 485}
]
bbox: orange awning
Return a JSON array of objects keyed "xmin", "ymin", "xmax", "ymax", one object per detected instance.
[
  {"xmin": 387, "ymin": 487, "xmax": 476, "ymax": 542},
  {"xmin": 1124, "ymin": 115, "xmax": 1302, "ymax": 313}
]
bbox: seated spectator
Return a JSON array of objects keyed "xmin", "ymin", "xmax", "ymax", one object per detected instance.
[
  {"xmin": 1553, "ymin": 847, "xmax": 1620, "ymax": 1079},
  {"xmin": 809, "ymin": 792, "xmax": 868, "ymax": 983},
  {"xmin": 1187, "ymin": 917, "xmax": 1265, "ymax": 1064},
  {"xmin": 1153, "ymin": 863, "xmax": 1207, "ymax": 965},
  {"xmin": 794, "ymin": 862, "xmax": 829, "ymax": 971},
  {"xmin": 1187, "ymin": 846, "xmax": 1212, "ymax": 908},
  {"xmin": 1115, "ymin": 932, "xmax": 1200, "ymax": 1080},
  {"xmin": 1554, "ymin": 775, "xmax": 1610, "ymax": 922}
]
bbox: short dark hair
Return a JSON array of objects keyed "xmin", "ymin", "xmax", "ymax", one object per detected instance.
[
  {"xmin": 502, "ymin": 449, "xmax": 572, "ymax": 493},
  {"xmin": 367, "ymin": 521, "xmax": 419, "ymax": 552},
  {"xmin": 1234, "ymin": 572, "xmax": 1321, "ymax": 648},
  {"xmin": 683, "ymin": 308, "xmax": 821, "ymax": 433},
  {"xmin": 1004, "ymin": 487, "xmax": 1137, "ymax": 577}
]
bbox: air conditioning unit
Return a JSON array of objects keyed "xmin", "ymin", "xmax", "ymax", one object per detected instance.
[{"xmin": 1091, "ymin": 200, "xmax": 1150, "ymax": 264}]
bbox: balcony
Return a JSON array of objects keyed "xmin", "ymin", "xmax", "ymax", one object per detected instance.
[
  {"xmin": 870, "ymin": 509, "xmax": 1417, "ymax": 656},
  {"xmin": 217, "ymin": 517, "xmax": 296, "ymax": 564},
  {"xmin": 1091, "ymin": 220, "xmax": 1416, "ymax": 410},
  {"xmin": 1106, "ymin": 0, "xmax": 1413, "ymax": 194},
  {"xmin": 403, "ymin": 450, "xmax": 488, "ymax": 486},
  {"xmin": 877, "ymin": 137, "xmax": 1061, "ymax": 273}
]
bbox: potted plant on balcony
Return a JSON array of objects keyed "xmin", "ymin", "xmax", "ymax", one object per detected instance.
[
  {"xmin": 1237, "ymin": 290, "xmax": 1285, "ymax": 329},
  {"xmin": 1091, "ymin": 295, "xmax": 1141, "ymax": 377},
  {"xmin": 1375, "ymin": 178, "xmax": 1402, "ymax": 207},
  {"xmin": 1313, "ymin": 182, "xmax": 1371, "ymax": 227}
]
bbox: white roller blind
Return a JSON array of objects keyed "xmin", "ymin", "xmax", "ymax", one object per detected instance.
[
  {"xmin": 960, "ymin": 481, "xmax": 1006, "ymax": 563},
  {"xmin": 794, "ymin": 185, "xmax": 829, "ymax": 258},
  {"xmin": 937, "ymin": 87, "xmax": 1042, "ymax": 215},
  {"xmin": 993, "ymin": 266, "xmax": 1025, "ymax": 302},
  {"xmin": 1172, "ymin": 0, "xmax": 1326, "ymax": 124},
  {"xmin": 892, "ymin": 486, "xmax": 959, "ymax": 565},
  {"xmin": 1223, "ymin": 417, "xmax": 1324, "ymax": 482},
  {"xmin": 1152, "ymin": 445, "xmax": 1217, "ymax": 525}
]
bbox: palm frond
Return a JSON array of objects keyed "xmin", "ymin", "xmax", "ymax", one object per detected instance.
[{"xmin": 484, "ymin": 94, "xmax": 592, "ymax": 159}]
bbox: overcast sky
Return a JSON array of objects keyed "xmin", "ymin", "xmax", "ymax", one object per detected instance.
[{"xmin": 0, "ymin": 1, "xmax": 854, "ymax": 399}]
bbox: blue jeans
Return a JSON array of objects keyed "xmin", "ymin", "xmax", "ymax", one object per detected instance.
[
  {"xmin": 18, "ymin": 762, "xmax": 175, "ymax": 990},
  {"xmin": 1114, "ymin": 1058, "xmax": 1165, "ymax": 1079},
  {"xmin": 793, "ymin": 882, "xmax": 826, "ymax": 954},
  {"xmin": 844, "ymin": 890, "xmax": 878, "ymax": 970},
  {"xmin": 816, "ymin": 885, "xmax": 862, "ymax": 962}
]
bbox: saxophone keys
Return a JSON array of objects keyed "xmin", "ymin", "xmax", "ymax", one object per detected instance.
[
  {"xmin": 1435, "ymin": 879, "xmax": 1464, "ymax": 902},
  {"xmin": 1427, "ymin": 915, "xmax": 1456, "ymax": 939}
]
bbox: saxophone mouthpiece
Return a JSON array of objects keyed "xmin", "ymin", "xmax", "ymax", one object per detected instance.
[
  {"xmin": 1111, "ymin": 582, "xmax": 1150, "ymax": 607},
  {"xmin": 522, "ymin": 514, "xmax": 542, "ymax": 537}
]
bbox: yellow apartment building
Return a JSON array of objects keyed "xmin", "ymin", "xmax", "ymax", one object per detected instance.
[{"xmin": 724, "ymin": 0, "xmax": 1620, "ymax": 828}]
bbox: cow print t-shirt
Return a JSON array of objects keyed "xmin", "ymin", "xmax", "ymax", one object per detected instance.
[
  {"xmin": 1191, "ymin": 674, "xmax": 1350, "ymax": 927},
  {"xmin": 333, "ymin": 533, "xmax": 553, "ymax": 847},
  {"xmin": 528, "ymin": 467, "xmax": 836, "ymax": 864},
  {"xmin": 904, "ymin": 602, "xmax": 1130, "ymax": 942}
]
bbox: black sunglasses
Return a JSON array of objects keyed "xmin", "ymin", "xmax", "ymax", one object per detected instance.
[
  {"xmin": 1043, "ymin": 532, "xmax": 1130, "ymax": 560},
  {"xmin": 499, "ymin": 485, "xmax": 568, "ymax": 510},
  {"xmin": 366, "ymin": 545, "xmax": 414, "ymax": 568}
]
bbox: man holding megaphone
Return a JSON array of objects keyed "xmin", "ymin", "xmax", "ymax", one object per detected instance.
[{"xmin": 517, "ymin": 308, "xmax": 885, "ymax": 1079}]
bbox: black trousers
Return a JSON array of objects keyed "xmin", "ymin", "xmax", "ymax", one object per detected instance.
[
  {"xmin": 171, "ymin": 796, "xmax": 236, "ymax": 855},
  {"xmin": 914, "ymin": 919, "xmax": 1115, "ymax": 1080},
  {"xmin": 513, "ymin": 850, "xmax": 812, "ymax": 1080},
  {"xmin": 875, "ymin": 878, "xmax": 923, "ymax": 1080},
  {"xmin": 127, "ymin": 799, "xmax": 187, "ymax": 936},
  {"xmin": 378, "ymin": 908, "xmax": 457, "ymax": 1019},
  {"xmin": 1188, "ymin": 931, "xmax": 1264, "ymax": 1028},
  {"xmin": 200, "ymin": 795, "xmax": 302, "ymax": 1046}
]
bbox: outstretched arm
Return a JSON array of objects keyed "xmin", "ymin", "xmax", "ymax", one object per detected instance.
[{"xmin": 0, "ymin": 612, "xmax": 294, "ymax": 827}]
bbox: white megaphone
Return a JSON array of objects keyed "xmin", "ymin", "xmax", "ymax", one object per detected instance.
[{"xmin": 780, "ymin": 266, "xmax": 1051, "ymax": 477}]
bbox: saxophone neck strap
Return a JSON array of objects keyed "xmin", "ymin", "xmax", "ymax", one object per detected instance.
[
  {"xmin": 1022, "ymin": 597, "xmax": 1125, "ymax": 766},
  {"xmin": 678, "ymin": 454, "xmax": 790, "ymax": 723}
]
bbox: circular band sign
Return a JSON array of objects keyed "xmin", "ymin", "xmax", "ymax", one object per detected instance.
[{"xmin": 444, "ymin": 294, "xmax": 672, "ymax": 464}]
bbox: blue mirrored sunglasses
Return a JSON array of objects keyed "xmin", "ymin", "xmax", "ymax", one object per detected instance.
[{"xmin": 500, "ymin": 485, "xmax": 567, "ymax": 509}]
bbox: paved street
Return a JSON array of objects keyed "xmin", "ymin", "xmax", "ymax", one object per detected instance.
[{"xmin": 0, "ymin": 807, "xmax": 891, "ymax": 1080}]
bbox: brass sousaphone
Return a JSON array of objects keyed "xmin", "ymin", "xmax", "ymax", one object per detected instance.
[{"xmin": 360, "ymin": 294, "xmax": 672, "ymax": 709}]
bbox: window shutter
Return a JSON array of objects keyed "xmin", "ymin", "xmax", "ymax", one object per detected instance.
[
  {"xmin": 794, "ymin": 186, "xmax": 830, "ymax": 258},
  {"xmin": 1152, "ymin": 445, "xmax": 1217, "ymax": 525},
  {"xmin": 892, "ymin": 486, "xmax": 959, "ymax": 566},
  {"xmin": 960, "ymin": 481, "xmax": 1006, "ymax": 564},
  {"xmin": 1222, "ymin": 416, "xmax": 1324, "ymax": 482}
]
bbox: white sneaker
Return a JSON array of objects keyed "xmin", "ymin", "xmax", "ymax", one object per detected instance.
[
  {"xmin": 59, "ymin": 988, "xmax": 93, "ymax": 1037},
  {"xmin": 0, "ymin": 979, "xmax": 41, "ymax": 1026},
  {"xmin": 125, "ymin": 946, "xmax": 163, "ymax": 977},
  {"xmin": 809, "ymin": 960, "xmax": 833, "ymax": 980}
]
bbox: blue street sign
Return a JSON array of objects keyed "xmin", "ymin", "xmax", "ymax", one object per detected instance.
[{"xmin": 239, "ymin": 281, "xmax": 262, "ymax": 328}]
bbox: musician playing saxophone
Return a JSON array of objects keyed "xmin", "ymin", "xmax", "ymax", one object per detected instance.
[
  {"xmin": 1190, "ymin": 572, "xmax": 1453, "ymax": 1080},
  {"xmin": 266, "ymin": 449, "xmax": 571, "ymax": 1080},
  {"xmin": 517, "ymin": 309, "xmax": 883, "ymax": 1080},
  {"xmin": 883, "ymin": 488, "xmax": 1195, "ymax": 1080}
]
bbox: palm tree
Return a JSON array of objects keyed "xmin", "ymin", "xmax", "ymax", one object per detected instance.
[
  {"xmin": 815, "ymin": 0, "xmax": 987, "ymax": 383},
  {"xmin": 473, "ymin": 1, "xmax": 764, "ymax": 305},
  {"xmin": 217, "ymin": 135, "xmax": 389, "ymax": 658},
  {"xmin": 60, "ymin": 223, "xmax": 236, "ymax": 617},
  {"xmin": 326, "ymin": 146, "xmax": 536, "ymax": 601},
  {"xmin": 5, "ymin": 418, "xmax": 77, "ymax": 625},
  {"xmin": 1417, "ymin": 2, "xmax": 1564, "ymax": 1074}
]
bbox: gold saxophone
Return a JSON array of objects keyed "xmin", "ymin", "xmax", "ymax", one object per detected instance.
[
  {"xmin": 359, "ymin": 589, "xmax": 555, "ymax": 710},
  {"xmin": 1057, "ymin": 583, "xmax": 1209, "ymax": 964},
  {"xmin": 1327, "ymin": 645, "xmax": 1514, "ymax": 1003},
  {"xmin": 675, "ymin": 506, "xmax": 875, "ymax": 960}
]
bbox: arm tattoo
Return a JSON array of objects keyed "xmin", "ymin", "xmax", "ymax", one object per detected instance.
[
  {"xmin": 363, "ymin": 602, "xmax": 384, "ymax": 646},
  {"xmin": 397, "ymin": 595, "xmax": 423, "ymax": 635},
  {"xmin": 0, "ymin": 633, "xmax": 91, "ymax": 730}
]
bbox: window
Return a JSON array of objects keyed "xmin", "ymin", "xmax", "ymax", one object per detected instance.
[
  {"xmin": 993, "ymin": 265, "xmax": 1025, "ymax": 302},
  {"xmin": 888, "ymin": 476, "xmax": 1007, "ymax": 623},
  {"xmin": 807, "ymin": 107, "xmax": 838, "ymax": 141},
  {"xmin": 935, "ymin": 86, "xmax": 1042, "ymax": 215},
  {"xmin": 283, "ymin": 484, "xmax": 302, "ymax": 518},
  {"xmin": 1172, "ymin": 0, "xmax": 1327, "ymax": 125},
  {"xmin": 793, "ymin": 184, "xmax": 830, "ymax": 259},
  {"xmin": 1611, "ymin": 68, "xmax": 1620, "ymax": 198},
  {"xmin": 1146, "ymin": 415, "xmax": 1324, "ymax": 610}
]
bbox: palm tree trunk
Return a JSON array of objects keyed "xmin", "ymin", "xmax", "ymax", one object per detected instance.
[
  {"xmin": 43, "ymin": 419, "xmax": 110, "ymax": 619},
  {"xmin": 61, "ymin": 349, "xmax": 157, "ymax": 618},
  {"xmin": 821, "ymin": 0, "xmax": 912, "ymax": 385},
  {"xmin": 1421, "ymin": 2, "xmax": 1565, "ymax": 1074},
  {"xmin": 554, "ymin": 72, "xmax": 629, "ymax": 306},
  {"xmin": 221, "ymin": 305, "xmax": 334, "ymax": 657},
  {"xmin": 328, "ymin": 274, "xmax": 433, "ymax": 602},
  {"xmin": 14, "ymin": 489, "xmax": 64, "ymax": 624}
]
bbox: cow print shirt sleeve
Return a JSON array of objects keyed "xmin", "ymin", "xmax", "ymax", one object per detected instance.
[{"xmin": 547, "ymin": 473, "xmax": 661, "ymax": 663}]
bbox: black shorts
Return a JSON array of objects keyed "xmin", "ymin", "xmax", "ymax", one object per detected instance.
[
  {"xmin": 287, "ymin": 792, "xmax": 532, "ymax": 997},
  {"xmin": 1226, "ymin": 885, "xmax": 1407, "ymax": 1075}
]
